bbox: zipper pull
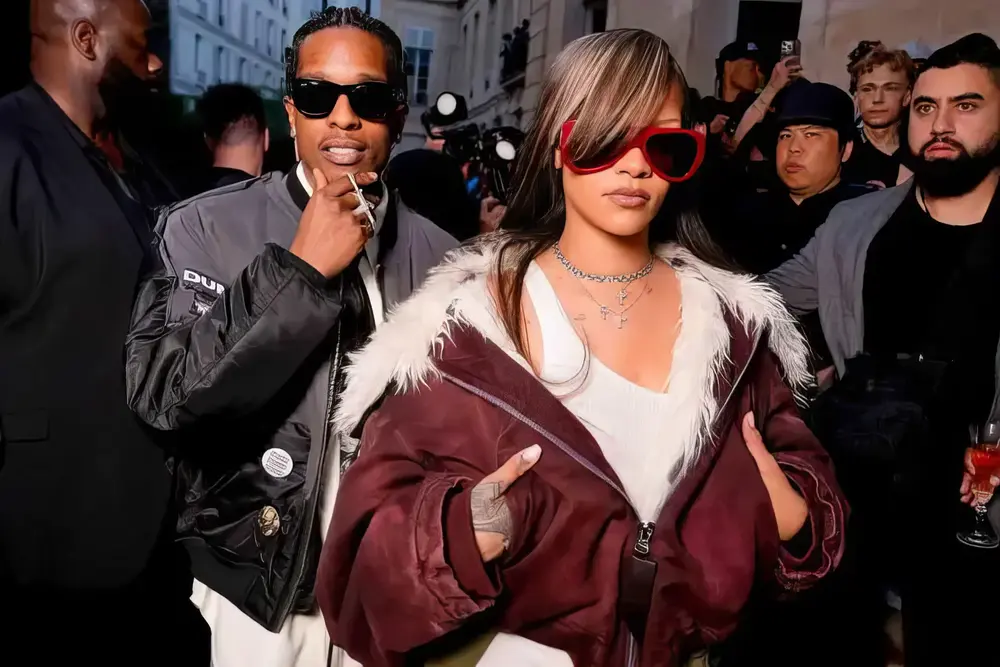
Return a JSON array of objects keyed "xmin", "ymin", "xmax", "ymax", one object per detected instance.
[{"xmin": 634, "ymin": 521, "xmax": 655, "ymax": 557}]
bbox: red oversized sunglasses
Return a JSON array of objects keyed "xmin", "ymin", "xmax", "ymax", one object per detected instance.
[{"xmin": 559, "ymin": 120, "xmax": 706, "ymax": 182}]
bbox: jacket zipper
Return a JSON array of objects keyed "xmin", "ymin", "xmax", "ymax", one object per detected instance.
[
  {"xmin": 276, "ymin": 319, "xmax": 344, "ymax": 633},
  {"xmin": 440, "ymin": 332, "xmax": 760, "ymax": 667}
]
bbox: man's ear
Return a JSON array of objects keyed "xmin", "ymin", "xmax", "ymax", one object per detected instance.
[
  {"xmin": 70, "ymin": 19, "xmax": 100, "ymax": 62},
  {"xmin": 391, "ymin": 108, "xmax": 408, "ymax": 146},
  {"xmin": 841, "ymin": 140, "xmax": 855, "ymax": 163},
  {"xmin": 553, "ymin": 146, "xmax": 563, "ymax": 169},
  {"xmin": 902, "ymin": 89, "xmax": 913, "ymax": 107},
  {"xmin": 283, "ymin": 97, "xmax": 297, "ymax": 138},
  {"xmin": 203, "ymin": 133, "xmax": 216, "ymax": 152},
  {"xmin": 264, "ymin": 127, "xmax": 271, "ymax": 153}
]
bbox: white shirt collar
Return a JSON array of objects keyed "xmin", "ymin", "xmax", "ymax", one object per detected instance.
[{"xmin": 295, "ymin": 162, "xmax": 387, "ymax": 265}]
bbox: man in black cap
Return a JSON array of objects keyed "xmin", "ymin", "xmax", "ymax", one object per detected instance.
[
  {"xmin": 718, "ymin": 81, "xmax": 874, "ymax": 374},
  {"xmin": 726, "ymin": 80, "xmax": 874, "ymax": 275}
]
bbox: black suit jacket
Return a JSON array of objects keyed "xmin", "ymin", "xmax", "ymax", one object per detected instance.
[{"xmin": 0, "ymin": 84, "xmax": 179, "ymax": 592}]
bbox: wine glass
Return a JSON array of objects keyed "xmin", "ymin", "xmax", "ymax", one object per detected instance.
[{"xmin": 956, "ymin": 421, "xmax": 1000, "ymax": 549}]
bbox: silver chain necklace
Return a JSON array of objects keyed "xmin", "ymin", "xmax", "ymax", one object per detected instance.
[{"xmin": 553, "ymin": 242, "xmax": 655, "ymax": 308}]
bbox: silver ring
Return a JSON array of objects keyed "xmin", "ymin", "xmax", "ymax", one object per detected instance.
[{"xmin": 346, "ymin": 172, "xmax": 376, "ymax": 237}]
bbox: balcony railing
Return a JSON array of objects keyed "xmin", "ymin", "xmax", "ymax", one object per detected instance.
[{"xmin": 500, "ymin": 21, "xmax": 529, "ymax": 89}]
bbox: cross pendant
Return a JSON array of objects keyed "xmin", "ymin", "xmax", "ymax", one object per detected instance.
[
  {"xmin": 600, "ymin": 305, "xmax": 610, "ymax": 320},
  {"xmin": 617, "ymin": 288, "xmax": 628, "ymax": 306},
  {"xmin": 617, "ymin": 314, "xmax": 627, "ymax": 329}
]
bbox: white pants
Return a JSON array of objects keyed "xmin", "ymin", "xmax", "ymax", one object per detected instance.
[{"xmin": 192, "ymin": 580, "xmax": 362, "ymax": 667}]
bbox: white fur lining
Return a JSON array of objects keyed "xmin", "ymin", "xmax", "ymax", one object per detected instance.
[{"xmin": 333, "ymin": 238, "xmax": 812, "ymax": 450}]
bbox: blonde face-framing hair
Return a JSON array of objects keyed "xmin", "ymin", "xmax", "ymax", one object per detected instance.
[{"xmin": 492, "ymin": 29, "xmax": 725, "ymax": 359}]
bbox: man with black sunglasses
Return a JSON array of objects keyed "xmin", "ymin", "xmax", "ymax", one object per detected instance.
[{"xmin": 124, "ymin": 7, "xmax": 456, "ymax": 667}]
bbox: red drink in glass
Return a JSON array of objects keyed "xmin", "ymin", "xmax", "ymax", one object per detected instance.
[{"xmin": 969, "ymin": 446, "xmax": 1000, "ymax": 500}]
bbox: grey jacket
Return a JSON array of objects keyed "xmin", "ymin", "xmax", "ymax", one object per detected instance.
[
  {"xmin": 125, "ymin": 171, "xmax": 457, "ymax": 631},
  {"xmin": 766, "ymin": 181, "xmax": 1000, "ymax": 526}
]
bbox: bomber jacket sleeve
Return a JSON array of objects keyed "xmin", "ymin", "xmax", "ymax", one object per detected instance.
[
  {"xmin": 755, "ymin": 350, "xmax": 849, "ymax": 592},
  {"xmin": 125, "ymin": 205, "xmax": 344, "ymax": 430},
  {"xmin": 765, "ymin": 234, "xmax": 820, "ymax": 316},
  {"xmin": 316, "ymin": 382, "xmax": 505, "ymax": 665}
]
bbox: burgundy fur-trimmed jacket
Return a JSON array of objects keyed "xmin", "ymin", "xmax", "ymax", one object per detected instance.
[{"xmin": 316, "ymin": 241, "xmax": 848, "ymax": 667}]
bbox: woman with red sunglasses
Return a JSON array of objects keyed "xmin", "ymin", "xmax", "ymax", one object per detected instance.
[{"xmin": 316, "ymin": 29, "xmax": 846, "ymax": 667}]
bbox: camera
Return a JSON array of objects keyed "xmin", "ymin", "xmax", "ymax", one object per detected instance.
[{"xmin": 421, "ymin": 92, "xmax": 525, "ymax": 204}]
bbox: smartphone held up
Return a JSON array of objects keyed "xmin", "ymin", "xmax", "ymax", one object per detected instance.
[{"xmin": 780, "ymin": 39, "xmax": 802, "ymax": 69}]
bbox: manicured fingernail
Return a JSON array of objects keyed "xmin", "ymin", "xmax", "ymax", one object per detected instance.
[
  {"xmin": 521, "ymin": 444, "xmax": 541, "ymax": 464},
  {"xmin": 746, "ymin": 412, "xmax": 756, "ymax": 429}
]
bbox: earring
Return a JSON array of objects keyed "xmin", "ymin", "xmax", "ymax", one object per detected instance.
[{"xmin": 290, "ymin": 129, "xmax": 296, "ymax": 139}]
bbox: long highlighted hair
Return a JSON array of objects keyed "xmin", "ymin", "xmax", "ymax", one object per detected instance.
[{"xmin": 492, "ymin": 29, "xmax": 727, "ymax": 360}]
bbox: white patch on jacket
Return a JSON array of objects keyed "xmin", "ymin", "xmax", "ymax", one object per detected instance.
[{"xmin": 333, "ymin": 238, "xmax": 812, "ymax": 475}]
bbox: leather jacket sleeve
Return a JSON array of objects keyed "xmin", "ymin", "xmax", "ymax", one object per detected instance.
[
  {"xmin": 125, "ymin": 205, "xmax": 344, "ymax": 430},
  {"xmin": 754, "ymin": 349, "xmax": 849, "ymax": 592}
]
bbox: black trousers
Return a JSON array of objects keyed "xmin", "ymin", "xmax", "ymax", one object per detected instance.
[{"xmin": 5, "ymin": 581, "xmax": 210, "ymax": 666}]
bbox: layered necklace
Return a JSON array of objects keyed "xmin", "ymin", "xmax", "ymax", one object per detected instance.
[{"xmin": 552, "ymin": 242, "xmax": 655, "ymax": 329}]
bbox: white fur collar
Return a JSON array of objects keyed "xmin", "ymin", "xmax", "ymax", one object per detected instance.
[{"xmin": 333, "ymin": 237, "xmax": 811, "ymax": 446}]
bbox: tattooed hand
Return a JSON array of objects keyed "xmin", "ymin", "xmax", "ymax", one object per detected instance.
[{"xmin": 472, "ymin": 445, "xmax": 542, "ymax": 562}]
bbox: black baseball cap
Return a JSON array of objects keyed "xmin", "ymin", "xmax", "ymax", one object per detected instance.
[
  {"xmin": 775, "ymin": 80, "xmax": 856, "ymax": 139},
  {"xmin": 717, "ymin": 41, "xmax": 762, "ymax": 65}
]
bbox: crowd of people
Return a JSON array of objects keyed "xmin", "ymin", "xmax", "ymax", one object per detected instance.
[{"xmin": 1, "ymin": 1, "xmax": 998, "ymax": 667}]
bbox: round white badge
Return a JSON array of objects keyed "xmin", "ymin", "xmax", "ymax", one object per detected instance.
[{"xmin": 262, "ymin": 448, "xmax": 294, "ymax": 479}]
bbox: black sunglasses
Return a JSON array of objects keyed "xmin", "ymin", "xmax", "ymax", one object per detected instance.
[{"xmin": 290, "ymin": 79, "xmax": 406, "ymax": 121}]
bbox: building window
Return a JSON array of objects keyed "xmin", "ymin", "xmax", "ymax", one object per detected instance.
[
  {"xmin": 282, "ymin": 0, "xmax": 289, "ymax": 17},
  {"xmin": 472, "ymin": 12, "xmax": 480, "ymax": 98},
  {"xmin": 215, "ymin": 46, "xmax": 225, "ymax": 82},
  {"xmin": 281, "ymin": 29, "xmax": 288, "ymax": 57},
  {"xmin": 240, "ymin": 3, "xmax": 248, "ymax": 41},
  {"xmin": 267, "ymin": 21, "xmax": 276, "ymax": 58},
  {"xmin": 197, "ymin": 0, "xmax": 208, "ymax": 19},
  {"xmin": 194, "ymin": 34, "xmax": 205, "ymax": 85},
  {"xmin": 217, "ymin": 0, "xmax": 225, "ymax": 27},
  {"xmin": 255, "ymin": 11, "xmax": 262, "ymax": 51},
  {"xmin": 486, "ymin": 0, "xmax": 498, "ymax": 90},
  {"xmin": 403, "ymin": 28, "xmax": 434, "ymax": 106},
  {"xmin": 238, "ymin": 57, "xmax": 248, "ymax": 83}
]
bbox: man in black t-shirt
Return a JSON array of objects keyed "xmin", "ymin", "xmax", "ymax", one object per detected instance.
[{"xmin": 842, "ymin": 41, "xmax": 917, "ymax": 189}]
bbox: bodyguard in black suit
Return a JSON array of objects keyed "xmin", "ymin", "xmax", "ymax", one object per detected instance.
[{"xmin": 0, "ymin": 1, "xmax": 207, "ymax": 661}]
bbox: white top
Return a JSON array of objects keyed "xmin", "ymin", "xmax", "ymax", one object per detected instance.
[
  {"xmin": 521, "ymin": 262, "xmax": 685, "ymax": 522},
  {"xmin": 296, "ymin": 162, "xmax": 386, "ymax": 329}
]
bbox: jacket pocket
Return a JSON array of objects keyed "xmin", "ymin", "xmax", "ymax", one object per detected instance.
[{"xmin": 0, "ymin": 409, "xmax": 50, "ymax": 443}]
